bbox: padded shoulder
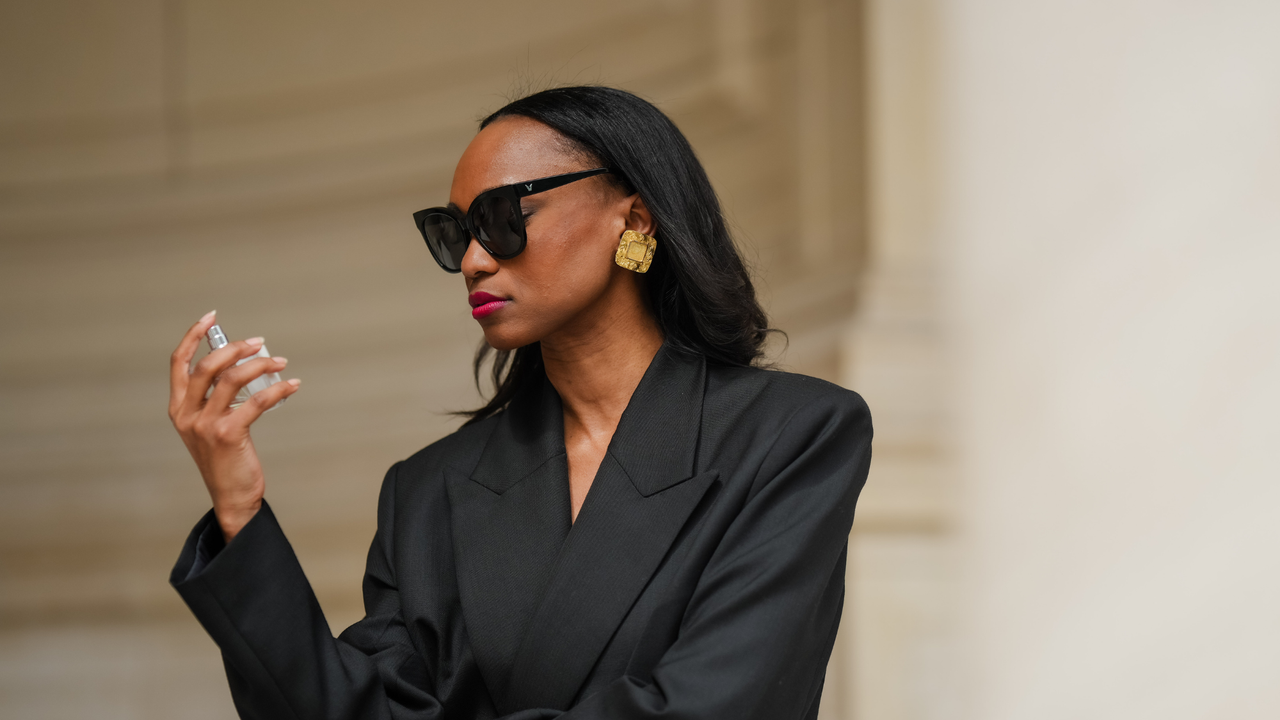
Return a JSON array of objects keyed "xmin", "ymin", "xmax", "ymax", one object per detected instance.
[
  {"xmin": 705, "ymin": 362, "xmax": 867, "ymax": 418},
  {"xmin": 398, "ymin": 413, "xmax": 500, "ymax": 481}
]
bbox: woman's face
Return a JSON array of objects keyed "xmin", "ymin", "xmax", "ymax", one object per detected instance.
[{"xmin": 450, "ymin": 117, "xmax": 651, "ymax": 351}]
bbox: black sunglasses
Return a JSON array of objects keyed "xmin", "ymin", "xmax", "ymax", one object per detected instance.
[{"xmin": 412, "ymin": 168, "xmax": 612, "ymax": 273}]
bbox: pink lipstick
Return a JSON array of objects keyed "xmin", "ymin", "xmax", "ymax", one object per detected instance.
[{"xmin": 468, "ymin": 291, "xmax": 509, "ymax": 319}]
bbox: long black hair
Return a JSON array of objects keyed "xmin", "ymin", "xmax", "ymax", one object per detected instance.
[{"xmin": 462, "ymin": 86, "xmax": 772, "ymax": 424}]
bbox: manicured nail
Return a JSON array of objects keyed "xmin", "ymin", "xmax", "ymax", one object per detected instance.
[
  {"xmin": 246, "ymin": 336, "xmax": 264, "ymax": 346},
  {"xmin": 272, "ymin": 356, "xmax": 288, "ymax": 364},
  {"xmin": 287, "ymin": 378, "xmax": 301, "ymax": 387},
  {"xmin": 201, "ymin": 310, "xmax": 217, "ymax": 322}
]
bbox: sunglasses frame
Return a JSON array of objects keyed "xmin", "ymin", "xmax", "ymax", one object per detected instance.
[{"xmin": 413, "ymin": 167, "xmax": 612, "ymax": 273}]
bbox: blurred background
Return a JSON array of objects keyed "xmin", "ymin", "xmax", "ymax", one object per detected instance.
[{"xmin": 1, "ymin": 0, "xmax": 1277, "ymax": 718}]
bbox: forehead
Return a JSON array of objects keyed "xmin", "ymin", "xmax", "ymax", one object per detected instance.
[{"xmin": 449, "ymin": 116, "xmax": 584, "ymax": 207}]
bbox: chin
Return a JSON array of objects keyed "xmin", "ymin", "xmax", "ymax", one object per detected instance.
[{"xmin": 480, "ymin": 325, "xmax": 537, "ymax": 352}]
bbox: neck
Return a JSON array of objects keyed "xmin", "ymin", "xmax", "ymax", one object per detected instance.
[{"xmin": 540, "ymin": 294, "xmax": 664, "ymax": 435}]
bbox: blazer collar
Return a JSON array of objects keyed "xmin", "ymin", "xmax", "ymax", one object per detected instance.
[
  {"xmin": 606, "ymin": 344, "xmax": 705, "ymax": 495},
  {"xmin": 470, "ymin": 342, "xmax": 706, "ymax": 496},
  {"xmin": 469, "ymin": 367, "xmax": 567, "ymax": 494},
  {"xmin": 446, "ymin": 343, "xmax": 715, "ymax": 711}
]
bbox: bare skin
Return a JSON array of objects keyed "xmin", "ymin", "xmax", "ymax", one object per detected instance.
[
  {"xmin": 168, "ymin": 312, "xmax": 300, "ymax": 541},
  {"xmin": 453, "ymin": 117, "xmax": 663, "ymax": 521},
  {"xmin": 170, "ymin": 115, "xmax": 661, "ymax": 538}
]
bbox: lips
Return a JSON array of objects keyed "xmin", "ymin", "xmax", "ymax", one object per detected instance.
[{"xmin": 468, "ymin": 291, "xmax": 510, "ymax": 319}]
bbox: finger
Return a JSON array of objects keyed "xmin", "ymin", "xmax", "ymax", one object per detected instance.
[
  {"xmin": 169, "ymin": 310, "xmax": 218, "ymax": 417},
  {"xmin": 184, "ymin": 337, "xmax": 266, "ymax": 416},
  {"xmin": 207, "ymin": 355, "xmax": 288, "ymax": 410},
  {"xmin": 232, "ymin": 378, "xmax": 301, "ymax": 425}
]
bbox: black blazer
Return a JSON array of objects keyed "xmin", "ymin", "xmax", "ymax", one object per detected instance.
[{"xmin": 171, "ymin": 345, "xmax": 872, "ymax": 720}]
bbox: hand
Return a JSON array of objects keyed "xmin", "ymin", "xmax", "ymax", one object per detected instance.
[{"xmin": 169, "ymin": 311, "xmax": 301, "ymax": 541}]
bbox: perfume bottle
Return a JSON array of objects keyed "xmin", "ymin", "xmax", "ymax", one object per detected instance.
[{"xmin": 205, "ymin": 324, "xmax": 286, "ymax": 411}]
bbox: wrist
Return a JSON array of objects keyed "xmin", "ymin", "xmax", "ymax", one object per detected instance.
[{"xmin": 214, "ymin": 497, "xmax": 262, "ymax": 542}]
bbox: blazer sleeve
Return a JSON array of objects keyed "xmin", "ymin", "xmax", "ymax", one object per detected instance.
[
  {"xmin": 170, "ymin": 462, "xmax": 442, "ymax": 720},
  {"xmin": 554, "ymin": 390, "xmax": 872, "ymax": 720}
]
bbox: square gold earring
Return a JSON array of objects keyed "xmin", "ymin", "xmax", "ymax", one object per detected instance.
[{"xmin": 614, "ymin": 230, "xmax": 657, "ymax": 273}]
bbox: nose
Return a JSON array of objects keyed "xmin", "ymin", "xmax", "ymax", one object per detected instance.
[{"xmin": 460, "ymin": 237, "xmax": 498, "ymax": 278}]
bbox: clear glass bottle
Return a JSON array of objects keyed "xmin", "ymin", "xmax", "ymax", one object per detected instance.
[{"xmin": 205, "ymin": 324, "xmax": 286, "ymax": 410}]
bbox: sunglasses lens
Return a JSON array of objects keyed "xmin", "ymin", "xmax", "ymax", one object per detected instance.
[
  {"xmin": 471, "ymin": 194, "xmax": 524, "ymax": 257},
  {"xmin": 420, "ymin": 212, "xmax": 468, "ymax": 271}
]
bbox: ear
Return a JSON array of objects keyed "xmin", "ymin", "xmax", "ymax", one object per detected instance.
[{"xmin": 623, "ymin": 193, "xmax": 657, "ymax": 237}]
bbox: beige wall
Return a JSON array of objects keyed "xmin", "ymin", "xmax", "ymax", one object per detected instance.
[
  {"xmin": 942, "ymin": 1, "xmax": 1280, "ymax": 716},
  {"xmin": 1, "ymin": 1, "xmax": 869, "ymax": 718},
  {"xmin": 844, "ymin": 1, "xmax": 1280, "ymax": 717}
]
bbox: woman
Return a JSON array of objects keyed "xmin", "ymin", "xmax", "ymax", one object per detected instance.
[{"xmin": 168, "ymin": 86, "xmax": 872, "ymax": 720}]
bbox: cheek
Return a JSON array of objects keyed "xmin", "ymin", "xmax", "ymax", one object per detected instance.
[
  {"xmin": 525, "ymin": 216, "xmax": 615, "ymax": 309},
  {"xmin": 495, "ymin": 215, "xmax": 617, "ymax": 337}
]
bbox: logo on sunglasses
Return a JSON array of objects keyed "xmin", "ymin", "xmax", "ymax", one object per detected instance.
[{"xmin": 525, "ymin": 184, "xmax": 534, "ymax": 191}]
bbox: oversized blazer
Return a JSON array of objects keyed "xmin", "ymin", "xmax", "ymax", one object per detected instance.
[{"xmin": 171, "ymin": 344, "xmax": 873, "ymax": 720}]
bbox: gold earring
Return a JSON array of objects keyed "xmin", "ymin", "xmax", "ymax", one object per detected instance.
[{"xmin": 615, "ymin": 229, "xmax": 657, "ymax": 273}]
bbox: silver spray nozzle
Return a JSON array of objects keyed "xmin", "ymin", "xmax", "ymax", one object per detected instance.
[{"xmin": 206, "ymin": 324, "xmax": 229, "ymax": 351}]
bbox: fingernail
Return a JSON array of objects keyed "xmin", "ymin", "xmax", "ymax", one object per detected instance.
[
  {"xmin": 201, "ymin": 310, "xmax": 217, "ymax": 322},
  {"xmin": 273, "ymin": 356, "xmax": 288, "ymax": 364},
  {"xmin": 287, "ymin": 378, "xmax": 301, "ymax": 388},
  {"xmin": 246, "ymin": 336, "xmax": 264, "ymax": 346}
]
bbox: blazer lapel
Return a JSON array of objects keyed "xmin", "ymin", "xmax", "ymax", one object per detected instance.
[
  {"xmin": 502, "ymin": 348, "xmax": 720, "ymax": 711},
  {"xmin": 445, "ymin": 377, "xmax": 572, "ymax": 702}
]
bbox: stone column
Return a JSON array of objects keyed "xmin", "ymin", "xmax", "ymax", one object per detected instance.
[{"xmin": 831, "ymin": 0, "xmax": 957, "ymax": 718}]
